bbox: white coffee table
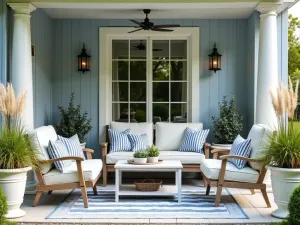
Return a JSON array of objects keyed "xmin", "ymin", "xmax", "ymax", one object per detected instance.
[{"xmin": 114, "ymin": 160, "xmax": 183, "ymax": 203}]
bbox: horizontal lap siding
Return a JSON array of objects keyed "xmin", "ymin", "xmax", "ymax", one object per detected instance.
[{"xmin": 52, "ymin": 18, "xmax": 249, "ymax": 157}]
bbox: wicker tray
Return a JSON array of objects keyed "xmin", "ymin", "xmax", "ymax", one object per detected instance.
[
  {"xmin": 135, "ymin": 179, "xmax": 162, "ymax": 192},
  {"xmin": 127, "ymin": 159, "xmax": 163, "ymax": 165}
]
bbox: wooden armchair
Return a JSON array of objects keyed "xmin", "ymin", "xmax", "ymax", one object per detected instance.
[
  {"xmin": 200, "ymin": 124, "xmax": 272, "ymax": 207},
  {"xmin": 30, "ymin": 126, "xmax": 102, "ymax": 208}
]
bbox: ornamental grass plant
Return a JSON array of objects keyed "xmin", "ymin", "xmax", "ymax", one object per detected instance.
[
  {"xmin": 261, "ymin": 78, "xmax": 300, "ymax": 169},
  {"xmin": 0, "ymin": 83, "xmax": 38, "ymax": 169}
]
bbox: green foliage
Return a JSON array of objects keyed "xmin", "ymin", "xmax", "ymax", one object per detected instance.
[
  {"xmin": 288, "ymin": 185, "xmax": 300, "ymax": 225},
  {"xmin": 269, "ymin": 222, "xmax": 289, "ymax": 225},
  {"xmin": 212, "ymin": 96, "xmax": 243, "ymax": 144},
  {"xmin": 262, "ymin": 121, "xmax": 300, "ymax": 169},
  {"xmin": 134, "ymin": 109, "xmax": 146, "ymax": 122},
  {"xmin": 146, "ymin": 145, "xmax": 160, "ymax": 157},
  {"xmin": 153, "ymin": 104, "xmax": 169, "ymax": 121},
  {"xmin": 0, "ymin": 123, "xmax": 38, "ymax": 169},
  {"xmin": 0, "ymin": 188, "xmax": 18, "ymax": 225},
  {"xmin": 133, "ymin": 151, "xmax": 148, "ymax": 158},
  {"xmin": 56, "ymin": 93, "xmax": 92, "ymax": 143}
]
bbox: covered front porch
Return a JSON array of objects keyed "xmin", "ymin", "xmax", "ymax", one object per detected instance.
[{"xmin": 1, "ymin": 0, "xmax": 297, "ymax": 224}]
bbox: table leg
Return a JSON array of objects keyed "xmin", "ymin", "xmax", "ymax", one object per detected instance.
[
  {"xmin": 176, "ymin": 169, "xmax": 182, "ymax": 203},
  {"xmin": 115, "ymin": 169, "xmax": 119, "ymax": 202},
  {"xmin": 119, "ymin": 170, "xmax": 122, "ymax": 185}
]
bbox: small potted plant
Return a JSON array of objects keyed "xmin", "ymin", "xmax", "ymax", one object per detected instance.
[
  {"xmin": 56, "ymin": 92, "xmax": 92, "ymax": 148},
  {"xmin": 211, "ymin": 95, "xmax": 243, "ymax": 147},
  {"xmin": 146, "ymin": 145, "xmax": 160, "ymax": 163},
  {"xmin": 133, "ymin": 151, "xmax": 148, "ymax": 164},
  {"xmin": 0, "ymin": 84, "xmax": 38, "ymax": 218},
  {"xmin": 261, "ymin": 79, "xmax": 300, "ymax": 219}
]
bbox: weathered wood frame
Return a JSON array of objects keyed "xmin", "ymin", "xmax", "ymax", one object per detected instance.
[
  {"xmin": 101, "ymin": 125, "xmax": 211, "ymax": 186},
  {"xmin": 33, "ymin": 148, "xmax": 101, "ymax": 208},
  {"xmin": 203, "ymin": 149, "xmax": 271, "ymax": 207}
]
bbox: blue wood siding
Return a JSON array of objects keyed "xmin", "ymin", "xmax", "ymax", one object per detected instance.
[
  {"xmin": 0, "ymin": 0, "xmax": 7, "ymax": 85},
  {"xmin": 51, "ymin": 18, "xmax": 249, "ymax": 152},
  {"xmin": 30, "ymin": 9, "xmax": 53, "ymax": 128}
]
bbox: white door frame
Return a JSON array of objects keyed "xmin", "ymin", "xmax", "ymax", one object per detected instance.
[{"xmin": 99, "ymin": 27, "xmax": 200, "ymax": 143}]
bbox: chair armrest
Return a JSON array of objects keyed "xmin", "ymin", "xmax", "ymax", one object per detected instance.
[
  {"xmin": 83, "ymin": 148, "xmax": 94, "ymax": 160},
  {"xmin": 204, "ymin": 143, "xmax": 211, "ymax": 159},
  {"xmin": 39, "ymin": 156, "xmax": 84, "ymax": 164},
  {"xmin": 211, "ymin": 148, "xmax": 230, "ymax": 159},
  {"xmin": 101, "ymin": 142, "xmax": 108, "ymax": 166},
  {"xmin": 219, "ymin": 155, "xmax": 263, "ymax": 163}
]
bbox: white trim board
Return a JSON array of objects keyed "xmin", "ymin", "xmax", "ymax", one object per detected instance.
[{"xmin": 99, "ymin": 27, "xmax": 199, "ymax": 143}]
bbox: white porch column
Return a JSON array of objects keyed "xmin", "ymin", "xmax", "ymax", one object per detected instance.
[
  {"xmin": 255, "ymin": 3, "xmax": 281, "ymax": 127},
  {"xmin": 8, "ymin": 3, "xmax": 36, "ymax": 193}
]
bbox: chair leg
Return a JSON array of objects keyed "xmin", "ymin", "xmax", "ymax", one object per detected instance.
[
  {"xmin": 261, "ymin": 189, "xmax": 271, "ymax": 208},
  {"xmin": 250, "ymin": 189, "xmax": 255, "ymax": 195},
  {"xmin": 206, "ymin": 184, "xmax": 211, "ymax": 195},
  {"xmin": 33, "ymin": 191, "xmax": 43, "ymax": 207},
  {"xmin": 80, "ymin": 185, "xmax": 89, "ymax": 208},
  {"xmin": 215, "ymin": 185, "xmax": 223, "ymax": 207},
  {"xmin": 48, "ymin": 190, "xmax": 53, "ymax": 195},
  {"xmin": 93, "ymin": 185, "xmax": 98, "ymax": 195},
  {"xmin": 103, "ymin": 167, "xmax": 107, "ymax": 186}
]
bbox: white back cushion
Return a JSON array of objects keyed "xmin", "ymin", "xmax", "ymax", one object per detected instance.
[
  {"xmin": 110, "ymin": 122, "xmax": 153, "ymax": 146},
  {"xmin": 247, "ymin": 124, "xmax": 271, "ymax": 170},
  {"xmin": 155, "ymin": 122, "xmax": 203, "ymax": 151},
  {"xmin": 29, "ymin": 125, "xmax": 58, "ymax": 174}
]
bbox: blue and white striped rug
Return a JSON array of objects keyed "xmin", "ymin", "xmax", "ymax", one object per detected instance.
[{"xmin": 47, "ymin": 188, "xmax": 248, "ymax": 219}]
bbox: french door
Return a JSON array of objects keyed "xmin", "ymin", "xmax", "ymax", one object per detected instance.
[{"xmin": 111, "ymin": 38, "xmax": 188, "ymax": 124}]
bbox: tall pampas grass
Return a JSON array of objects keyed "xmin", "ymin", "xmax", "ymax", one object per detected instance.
[{"xmin": 0, "ymin": 83, "xmax": 27, "ymax": 128}]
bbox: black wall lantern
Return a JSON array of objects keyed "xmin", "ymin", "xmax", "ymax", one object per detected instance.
[
  {"xmin": 77, "ymin": 44, "xmax": 90, "ymax": 73},
  {"xmin": 208, "ymin": 43, "xmax": 222, "ymax": 73}
]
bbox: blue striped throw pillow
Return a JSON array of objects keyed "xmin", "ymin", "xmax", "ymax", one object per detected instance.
[
  {"xmin": 228, "ymin": 135, "xmax": 252, "ymax": 169},
  {"xmin": 108, "ymin": 129, "xmax": 132, "ymax": 152},
  {"xmin": 58, "ymin": 134, "xmax": 85, "ymax": 159},
  {"xmin": 48, "ymin": 140, "xmax": 72, "ymax": 173},
  {"xmin": 127, "ymin": 133, "xmax": 149, "ymax": 152},
  {"xmin": 179, "ymin": 128, "xmax": 209, "ymax": 153}
]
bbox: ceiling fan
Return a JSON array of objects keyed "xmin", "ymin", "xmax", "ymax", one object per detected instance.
[
  {"xmin": 128, "ymin": 9, "xmax": 180, "ymax": 33},
  {"xmin": 132, "ymin": 41, "xmax": 162, "ymax": 51}
]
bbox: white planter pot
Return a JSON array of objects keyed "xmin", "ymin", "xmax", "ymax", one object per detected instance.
[
  {"xmin": 269, "ymin": 166, "xmax": 300, "ymax": 219},
  {"xmin": 0, "ymin": 167, "xmax": 32, "ymax": 218},
  {"xmin": 147, "ymin": 157, "xmax": 159, "ymax": 163},
  {"xmin": 134, "ymin": 158, "xmax": 147, "ymax": 164},
  {"xmin": 80, "ymin": 142, "xmax": 86, "ymax": 149}
]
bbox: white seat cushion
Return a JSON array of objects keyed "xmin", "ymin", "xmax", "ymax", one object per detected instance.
[
  {"xmin": 155, "ymin": 122, "xmax": 203, "ymax": 151},
  {"xmin": 29, "ymin": 126, "xmax": 57, "ymax": 174},
  {"xmin": 200, "ymin": 159, "xmax": 259, "ymax": 183},
  {"xmin": 106, "ymin": 151, "xmax": 205, "ymax": 164},
  {"xmin": 247, "ymin": 124, "xmax": 271, "ymax": 170},
  {"xmin": 43, "ymin": 159, "xmax": 102, "ymax": 185},
  {"xmin": 110, "ymin": 122, "xmax": 153, "ymax": 146}
]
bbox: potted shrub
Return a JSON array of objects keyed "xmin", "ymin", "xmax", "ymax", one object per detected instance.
[
  {"xmin": 0, "ymin": 84, "xmax": 38, "ymax": 218},
  {"xmin": 0, "ymin": 187, "xmax": 17, "ymax": 224},
  {"xmin": 211, "ymin": 95, "xmax": 243, "ymax": 147},
  {"xmin": 146, "ymin": 145, "xmax": 160, "ymax": 163},
  {"xmin": 133, "ymin": 151, "xmax": 148, "ymax": 164},
  {"xmin": 56, "ymin": 92, "xmax": 92, "ymax": 148},
  {"xmin": 261, "ymin": 79, "xmax": 300, "ymax": 219}
]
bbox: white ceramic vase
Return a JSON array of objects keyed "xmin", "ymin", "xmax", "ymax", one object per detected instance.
[
  {"xmin": 134, "ymin": 158, "xmax": 147, "ymax": 164},
  {"xmin": 269, "ymin": 166, "xmax": 300, "ymax": 219},
  {"xmin": 147, "ymin": 157, "xmax": 159, "ymax": 163},
  {"xmin": 0, "ymin": 167, "xmax": 32, "ymax": 218}
]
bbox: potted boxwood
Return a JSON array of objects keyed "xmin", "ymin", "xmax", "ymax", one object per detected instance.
[
  {"xmin": 261, "ymin": 79, "xmax": 300, "ymax": 219},
  {"xmin": 211, "ymin": 95, "xmax": 243, "ymax": 147},
  {"xmin": 146, "ymin": 145, "xmax": 160, "ymax": 163},
  {"xmin": 0, "ymin": 187, "xmax": 17, "ymax": 224},
  {"xmin": 133, "ymin": 151, "xmax": 148, "ymax": 164},
  {"xmin": 0, "ymin": 84, "xmax": 38, "ymax": 218},
  {"xmin": 56, "ymin": 92, "xmax": 92, "ymax": 148}
]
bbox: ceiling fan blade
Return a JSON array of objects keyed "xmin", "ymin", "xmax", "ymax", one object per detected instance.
[
  {"xmin": 130, "ymin": 20, "xmax": 144, "ymax": 27},
  {"xmin": 151, "ymin": 28, "xmax": 173, "ymax": 32},
  {"xmin": 128, "ymin": 28, "xmax": 143, "ymax": 33},
  {"xmin": 154, "ymin": 24, "xmax": 181, "ymax": 28}
]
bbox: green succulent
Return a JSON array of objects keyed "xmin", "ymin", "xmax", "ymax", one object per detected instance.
[
  {"xmin": 133, "ymin": 151, "xmax": 148, "ymax": 158},
  {"xmin": 146, "ymin": 145, "xmax": 159, "ymax": 157}
]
